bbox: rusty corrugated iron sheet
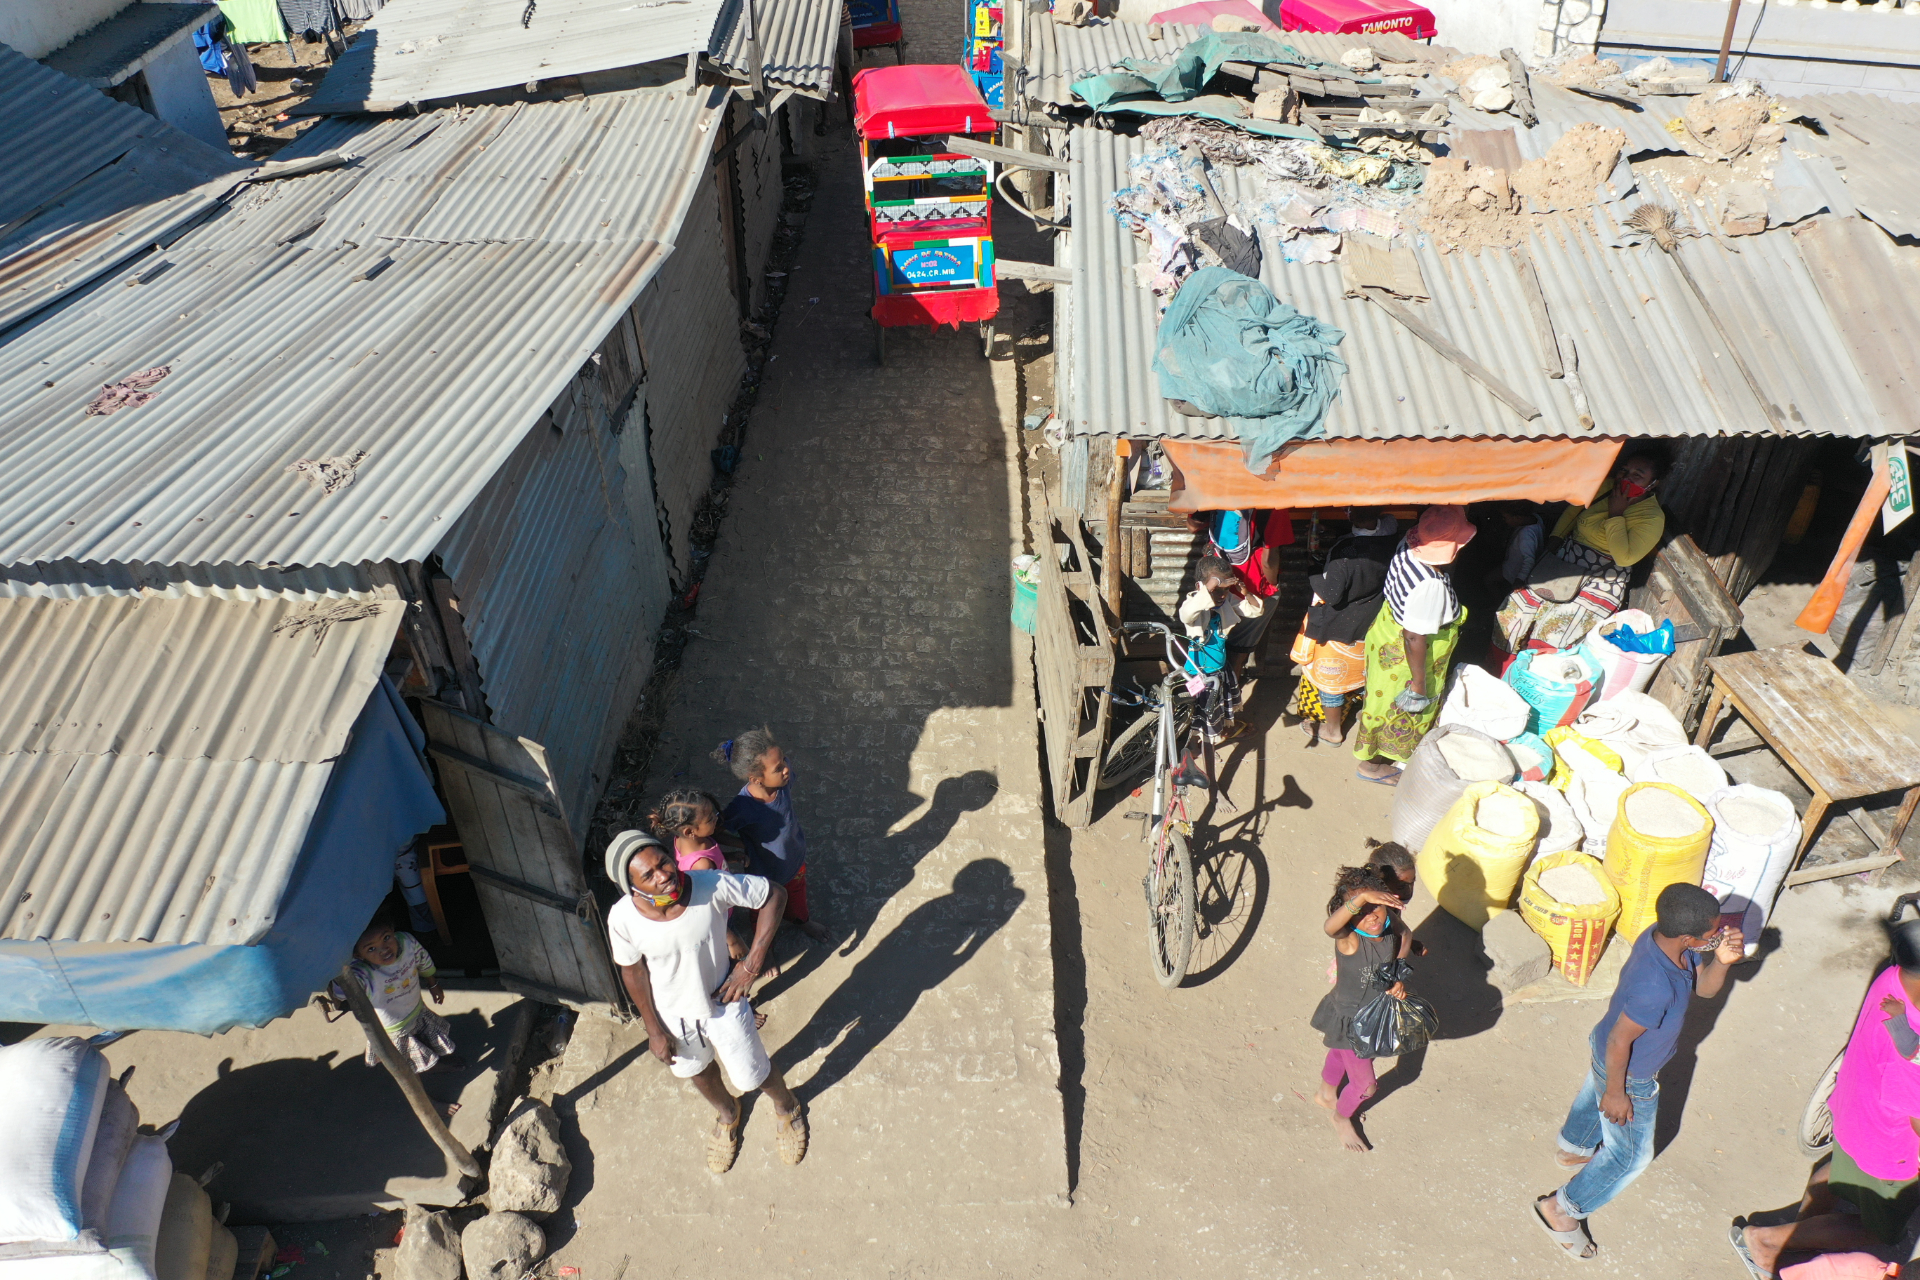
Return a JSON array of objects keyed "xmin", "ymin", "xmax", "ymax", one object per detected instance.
[{"xmin": 0, "ymin": 83, "xmax": 725, "ymax": 570}]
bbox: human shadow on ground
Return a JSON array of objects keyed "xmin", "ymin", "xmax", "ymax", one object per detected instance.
[
  {"xmin": 1045, "ymin": 820, "xmax": 1088, "ymax": 1193},
  {"xmin": 774, "ymin": 858, "xmax": 1023, "ymax": 1102},
  {"xmin": 1408, "ymin": 903, "xmax": 1506, "ymax": 1042},
  {"xmin": 1654, "ymin": 924, "xmax": 1784, "ymax": 1156}
]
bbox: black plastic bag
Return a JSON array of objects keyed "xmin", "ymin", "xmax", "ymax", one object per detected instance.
[{"xmin": 1350, "ymin": 959, "xmax": 1439, "ymax": 1059}]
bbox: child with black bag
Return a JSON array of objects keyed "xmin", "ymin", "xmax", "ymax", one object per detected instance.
[{"xmin": 1311, "ymin": 863, "xmax": 1413, "ymax": 1153}]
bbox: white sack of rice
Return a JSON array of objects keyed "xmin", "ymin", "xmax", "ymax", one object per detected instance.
[
  {"xmin": 1647, "ymin": 748, "xmax": 1728, "ymax": 799},
  {"xmin": 1718, "ymin": 789, "xmax": 1795, "ymax": 839},
  {"xmin": 1438, "ymin": 733, "xmax": 1513, "ymax": 781}
]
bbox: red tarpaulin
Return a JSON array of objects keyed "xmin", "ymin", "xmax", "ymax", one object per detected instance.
[
  {"xmin": 854, "ymin": 65, "xmax": 992, "ymax": 139},
  {"xmin": 1280, "ymin": 0, "xmax": 1436, "ymax": 40},
  {"xmin": 1162, "ymin": 437, "xmax": 1625, "ymax": 512}
]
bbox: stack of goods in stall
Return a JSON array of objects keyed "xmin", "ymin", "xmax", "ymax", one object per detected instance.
[
  {"xmin": 1701, "ymin": 785, "xmax": 1801, "ymax": 958},
  {"xmin": 1519, "ymin": 849, "xmax": 1622, "ymax": 985},
  {"xmin": 1389, "ymin": 724, "xmax": 1516, "ymax": 851},
  {"xmin": 1571, "ymin": 691, "xmax": 1687, "ymax": 774},
  {"xmin": 1517, "ymin": 779, "xmax": 1583, "ymax": 857},
  {"xmin": 1579, "ymin": 609, "xmax": 1674, "ymax": 701},
  {"xmin": 1503, "ymin": 649, "xmax": 1601, "ymax": 734},
  {"xmin": 1435, "ymin": 661, "xmax": 1561, "ymax": 783},
  {"xmin": 1416, "ymin": 780, "xmax": 1539, "ymax": 929},
  {"xmin": 0, "ymin": 1037, "xmax": 231, "ymax": 1280},
  {"xmin": 1630, "ymin": 743, "xmax": 1729, "ymax": 804},
  {"xmin": 963, "ymin": 0, "xmax": 1005, "ymax": 107},
  {"xmin": 1605, "ymin": 782, "xmax": 1715, "ymax": 942},
  {"xmin": 1544, "ymin": 724, "xmax": 1629, "ymax": 853}
]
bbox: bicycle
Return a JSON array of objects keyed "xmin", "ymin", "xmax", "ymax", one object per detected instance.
[
  {"xmin": 1117, "ymin": 620, "xmax": 1219, "ymax": 989},
  {"xmin": 1098, "ymin": 676, "xmax": 1193, "ymax": 792},
  {"xmin": 1795, "ymin": 891, "xmax": 1920, "ymax": 1158}
]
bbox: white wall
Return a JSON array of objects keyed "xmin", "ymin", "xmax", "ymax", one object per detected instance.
[
  {"xmin": 141, "ymin": 35, "xmax": 227, "ymax": 149},
  {"xmin": 0, "ymin": 0, "xmax": 130, "ymax": 58},
  {"xmin": 1421, "ymin": 0, "xmax": 1558, "ymax": 56}
]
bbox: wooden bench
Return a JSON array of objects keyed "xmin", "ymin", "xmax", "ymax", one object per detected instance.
[{"xmin": 1694, "ymin": 645, "xmax": 1920, "ymax": 885}]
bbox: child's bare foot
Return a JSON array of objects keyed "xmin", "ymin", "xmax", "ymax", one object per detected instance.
[
  {"xmin": 1313, "ymin": 1081, "xmax": 1337, "ymax": 1112},
  {"xmin": 752, "ymin": 1006, "xmax": 768, "ymax": 1030},
  {"xmin": 799, "ymin": 919, "xmax": 829, "ymax": 942},
  {"xmin": 1333, "ymin": 1115, "xmax": 1369, "ymax": 1153}
]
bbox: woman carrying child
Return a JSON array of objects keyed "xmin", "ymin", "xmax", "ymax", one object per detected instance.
[
  {"xmin": 1311, "ymin": 863, "xmax": 1413, "ymax": 1153},
  {"xmin": 1178, "ymin": 554, "xmax": 1264, "ymax": 747}
]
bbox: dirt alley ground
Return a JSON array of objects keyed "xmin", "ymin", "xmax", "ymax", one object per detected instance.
[{"xmin": 434, "ymin": 5, "xmax": 1914, "ymax": 1276}]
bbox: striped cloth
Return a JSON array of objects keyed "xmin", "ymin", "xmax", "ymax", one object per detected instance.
[{"xmin": 1382, "ymin": 543, "xmax": 1459, "ymax": 634}]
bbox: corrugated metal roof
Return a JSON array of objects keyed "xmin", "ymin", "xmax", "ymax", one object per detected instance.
[
  {"xmin": 297, "ymin": 0, "xmax": 725, "ymax": 114},
  {"xmin": 1062, "ymin": 124, "xmax": 1890, "ymax": 443},
  {"xmin": 0, "ymin": 83, "xmax": 727, "ymax": 570},
  {"xmin": 708, "ymin": 0, "xmax": 840, "ymax": 97},
  {"xmin": 1447, "ymin": 79, "xmax": 1685, "ymax": 160},
  {"xmin": 438, "ymin": 375, "xmax": 671, "ymax": 834},
  {"xmin": 1015, "ymin": 19, "xmax": 1439, "ymax": 108},
  {"xmin": 1784, "ymin": 94, "xmax": 1920, "ymax": 240},
  {"xmin": 0, "ymin": 579, "xmax": 402, "ymax": 946},
  {"xmin": 0, "ymin": 44, "xmax": 248, "ymax": 333},
  {"xmin": 1017, "ymin": 18, "xmax": 1205, "ymax": 107}
]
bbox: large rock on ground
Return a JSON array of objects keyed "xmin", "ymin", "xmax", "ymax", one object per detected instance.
[
  {"xmin": 397, "ymin": 1206, "xmax": 463, "ymax": 1280},
  {"xmin": 461, "ymin": 1213, "xmax": 545, "ymax": 1280},
  {"xmin": 1484, "ymin": 910, "xmax": 1552, "ymax": 992},
  {"xmin": 487, "ymin": 1101, "xmax": 571, "ymax": 1218}
]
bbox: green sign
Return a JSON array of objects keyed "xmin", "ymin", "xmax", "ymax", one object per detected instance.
[{"xmin": 1885, "ymin": 442, "xmax": 1915, "ymax": 534}]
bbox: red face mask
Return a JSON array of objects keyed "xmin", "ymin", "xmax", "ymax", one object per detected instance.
[{"xmin": 1617, "ymin": 480, "xmax": 1649, "ymax": 502}]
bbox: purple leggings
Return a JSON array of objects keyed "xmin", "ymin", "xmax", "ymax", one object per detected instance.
[{"xmin": 1322, "ymin": 1049, "xmax": 1377, "ymax": 1118}]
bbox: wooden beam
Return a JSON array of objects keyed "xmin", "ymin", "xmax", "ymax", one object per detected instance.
[
  {"xmin": 942, "ymin": 136, "xmax": 1071, "ymax": 172},
  {"xmin": 336, "ymin": 964, "xmax": 482, "ymax": 1179},
  {"xmin": 996, "ymin": 258, "xmax": 1071, "ymax": 284},
  {"xmin": 1785, "ymin": 854, "xmax": 1902, "ymax": 887},
  {"xmin": 1358, "ymin": 287, "xmax": 1542, "ymax": 421}
]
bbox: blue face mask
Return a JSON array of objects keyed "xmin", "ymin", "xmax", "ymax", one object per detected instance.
[{"xmin": 1353, "ymin": 911, "xmax": 1393, "ymax": 939}]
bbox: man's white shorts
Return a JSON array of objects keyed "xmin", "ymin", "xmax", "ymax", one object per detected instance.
[{"xmin": 667, "ymin": 999, "xmax": 770, "ymax": 1089}]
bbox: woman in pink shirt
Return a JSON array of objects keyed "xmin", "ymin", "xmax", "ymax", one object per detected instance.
[{"xmin": 1737, "ymin": 936, "xmax": 1920, "ymax": 1275}]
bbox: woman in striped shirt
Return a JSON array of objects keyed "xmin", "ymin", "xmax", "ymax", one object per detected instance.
[{"xmin": 1354, "ymin": 506, "xmax": 1476, "ymax": 784}]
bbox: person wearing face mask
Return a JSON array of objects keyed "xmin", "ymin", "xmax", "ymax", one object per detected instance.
[
  {"xmin": 1310, "ymin": 862, "xmax": 1414, "ymax": 1154},
  {"xmin": 1494, "ymin": 446, "xmax": 1670, "ymax": 661},
  {"xmin": 1531, "ymin": 883, "xmax": 1743, "ymax": 1263}
]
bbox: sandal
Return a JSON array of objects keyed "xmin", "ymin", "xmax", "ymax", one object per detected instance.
[
  {"xmin": 1727, "ymin": 1219, "xmax": 1772, "ymax": 1280},
  {"xmin": 706, "ymin": 1110, "xmax": 744, "ymax": 1174},
  {"xmin": 1530, "ymin": 1193, "xmax": 1597, "ymax": 1262},
  {"xmin": 1355, "ymin": 768, "xmax": 1401, "ymax": 786},
  {"xmin": 1555, "ymin": 1150, "xmax": 1592, "ymax": 1169},
  {"xmin": 775, "ymin": 1104, "xmax": 809, "ymax": 1166}
]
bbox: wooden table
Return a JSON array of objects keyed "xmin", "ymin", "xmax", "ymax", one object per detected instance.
[{"xmin": 1694, "ymin": 646, "xmax": 1920, "ymax": 885}]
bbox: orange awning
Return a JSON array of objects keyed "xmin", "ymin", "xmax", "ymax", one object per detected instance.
[{"xmin": 1163, "ymin": 438, "xmax": 1626, "ymax": 512}]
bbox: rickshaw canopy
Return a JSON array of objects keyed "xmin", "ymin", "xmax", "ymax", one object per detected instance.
[{"xmin": 854, "ymin": 64, "xmax": 992, "ymax": 139}]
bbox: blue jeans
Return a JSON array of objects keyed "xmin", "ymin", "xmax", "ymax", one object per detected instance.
[{"xmin": 1556, "ymin": 1057, "xmax": 1659, "ymax": 1219}]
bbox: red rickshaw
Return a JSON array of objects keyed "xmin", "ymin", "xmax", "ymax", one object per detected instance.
[
  {"xmin": 849, "ymin": 0, "xmax": 906, "ymax": 64},
  {"xmin": 852, "ymin": 64, "xmax": 1000, "ymax": 365}
]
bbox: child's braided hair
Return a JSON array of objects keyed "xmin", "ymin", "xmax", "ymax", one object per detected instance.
[
  {"xmin": 648, "ymin": 787, "xmax": 720, "ymax": 840},
  {"xmin": 1326, "ymin": 863, "xmax": 1396, "ymax": 917}
]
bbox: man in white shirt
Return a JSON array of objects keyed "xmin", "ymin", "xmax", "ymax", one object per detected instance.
[{"xmin": 604, "ymin": 831, "xmax": 809, "ymax": 1172}]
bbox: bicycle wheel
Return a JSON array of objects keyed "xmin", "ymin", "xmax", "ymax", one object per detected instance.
[
  {"xmin": 1144, "ymin": 823, "xmax": 1196, "ymax": 988},
  {"xmin": 1797, "ymin": 1049, "xmax": 1844, "ymax": 1159},
  {"xmin": 1098, "ymin": 699, "xmax": 1192, "ymax": 791}
]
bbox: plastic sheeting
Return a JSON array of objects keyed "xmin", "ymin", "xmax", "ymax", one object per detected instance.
[
  {"xmin": 1163, "ymin": 437, "xmax": 1623, "ymax": 512},
  {"xmin": 0, "ymin": 679, "xmax": 443, "ymax": 1034},
  {"xmin": 1153, "ymin": 266, "xmax": 1347, "ymax": 471}
]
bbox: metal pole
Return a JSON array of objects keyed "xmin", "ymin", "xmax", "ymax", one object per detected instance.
[
  {"xmin": 745, "ymin": 0, "xmax": 765, "ymax": 100},
  {"xmin": 336, "ymin": 965, "xmax": 483, "ymax": 1180},
  {"xmin": 1714, "ymin": 0, "xmax": 1741, "ymax": 82}
]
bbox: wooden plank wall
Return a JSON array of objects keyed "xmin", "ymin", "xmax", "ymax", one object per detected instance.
[
  {"xmin": 1659, "ymin": 436, "xmax": 1820, "ymax": 601},
  {"xmin": 420, "ymin": 701, "xmax": 625, "ymax": 1010},
  {"xmin": 1033, "ymin": 485, "xmax": 1115, "ymax": 828}
]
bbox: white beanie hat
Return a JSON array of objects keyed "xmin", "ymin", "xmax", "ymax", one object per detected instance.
[{"xmin": 603, "ymin": 829, "xmax": 666, "ymax": 890}]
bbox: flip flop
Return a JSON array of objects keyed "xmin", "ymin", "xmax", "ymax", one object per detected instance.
[
  {"xmin": 1530, "ymin": 1193, "xmax": 1597, "ymax": 1262},
  {"xmin": 1727, "ymin": 1219, "xmax": 1772, "ymax": 1280},
  {"xmin": 1355, "ymin": 769, "xmax": 1402, "ymax": 786}
]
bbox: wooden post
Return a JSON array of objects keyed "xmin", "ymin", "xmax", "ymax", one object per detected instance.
[
  {"xmin": 1714, "ymin": 0, "xmax": 1742, "ymax": 82},
  {"xmin": 1105, "ymin": 440, "xmax": 1129, "ymax": 626},
  {"xmin": 336, "ymin": 966, "xmax": 483, "ymax": 1180}
]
